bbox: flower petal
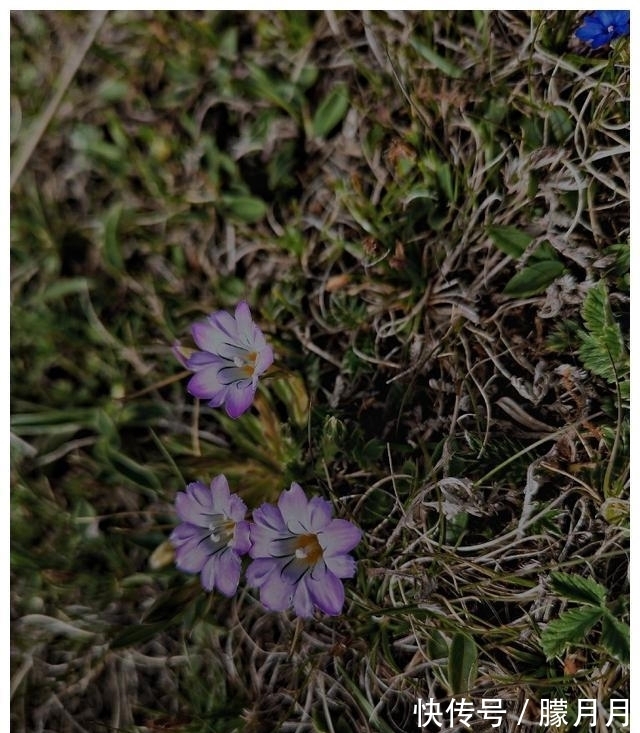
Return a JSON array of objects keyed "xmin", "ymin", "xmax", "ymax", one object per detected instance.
[
  {"xmin": 187, "ymin": 366, "xmax": 227, "ymax": 401},
  {"xmin": 278, "ymin": 483, "xmax": 311, "ymax": 533},
  {"xmin": 225, "ymin": 382, "xmax": 256, "ymax": 418},
  {"xmin": 173, "ymin": 532, "xmax": 213, "ymax": 573},
  {"xmin": 191, "ymin": 320, "xmax": 231, "ymax": 354},
  {"xmin": 319, "ymin": 519, "xmax": 361, "ymax": 556},
  {"xmin": 258, "ymin": 568, "xmax": 294, "ymax": 611},
  {"xmin": 186, "ymin": 351, "xmax": 223, "ymax": 368},
  {"xmin": 248, "ymin": 521, "xmax": 288, "ymax": 559},
  {"xmin": 234, "ymin": 301, "xmax": 253, "ymax": 336},
  {"xmin": 254, "ymin": 344, "xmax": 274, "ymax": 375},
  {"xmin": 232, "ymin": 520, "xmax": 252, "ymax": 555},
  {"xmin": 170, "ymin": 522, "xmax": 202, "ymax": 545},
  {"xmin": 209, "ymin": 549, "xmax": 241, "ymax": 596},
  {"xmin": 293, "ymin": 577, "xmax": 315, "ymax": 618},
  {"xmin": 308, "ymin": 496, "xmax": 333, "ymax": 532},
  {"xmin": 227, "ymin": 493, "xmax": 248, "ymax": 522},
  {"xmin": 246, "ymin": 557, "xmax": 277, "ymax": 588},
  {"xmin": 324, "ymin": 553, "xmax": 357, "ymax": 579},
  {"xmin": 175, "ymin": 483, "xmax": 212, "ymax": 524},
  {"xmin": 253, "ymin": 503, "xmax": 287, "ymax": 532},
  {"xmin": 209, "ymin": 474, "xmax": 231, "ymax": 513},
  {"xmin": 208, "ymin": 310, "xmax": 238, "ymax": 339},
  {"xmin": 308, "ymin": 569, "xmax": 345, "ymax": 616}
]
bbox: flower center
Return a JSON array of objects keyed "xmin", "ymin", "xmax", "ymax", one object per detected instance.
[
  {"xmin": 208, "ymin": 516, "xmax": 235, "ymax": 544},
  {"xmin": 293, "ymin": 533, "xmax": 323, "ymax": 566},
  {"xmin": 233, "ymin": 350, "xmax": 258, "ymax": 377},
  {"xmin": 607, "ymin": 24, "xmax": 615, "ymax": 33}
]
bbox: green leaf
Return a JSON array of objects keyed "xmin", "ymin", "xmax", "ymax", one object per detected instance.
[
  {"xmin": 600, "ymin": 612, "xmax": 630, "ymax": 664},
  {"xmin": 34, "ymin": 277, "xmax": 94, "ymax": 303},
  {"xmin": 312, "ymin": 83, "xmax": 350, "ymax": 138},
  {"xmin": 548, "ymin": 106, "xmax": 573, "ymax": 142},
  {"xmin": 410, "ymin": 37, "xmax": 463, "ymax": 78},
  {"xmin": 103, "ymin": 203, "xmax": 124, "ymax": 270},
  {"xmin": 103, "ymin": 444, "xmax": 161, "ymax": 492},
  {"xmin": 142, "ymin": 581, "xmax": 202, "ymax": 624},
  {"xmin": 578, "ymin": 281, "xmax": 628, "ymax": 383},
  {"xmin": 448, "ymin": 632, "xmax": 478, "ymax": 695},
  {"xmin": 549, "ymin": 572, "xmax": 607, "ymax": 606},
  {"xmin": 488, "ymin": 226, "xmax": 533, "ymax": 258},
  {"xmin": 540, "ymin": 606, "xmax": 603, "ymax": 658},
  {"xmin": 503, "ymin": 260, "xmax": 565, "ymax": 297},
  {"xmin": 221, "ymin": 195, "xmax": 268, "ymax": 223},
  {"xmin": 109, "ymin": 620, "xmax": 171, "ymax": 649},
  {"xmin": 581, "ymin": 281, "xmax": 616, "ymax": 336}
]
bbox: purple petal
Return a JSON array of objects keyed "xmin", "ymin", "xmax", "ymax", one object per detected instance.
[
  {"xmin": 203, "ymin": 549, "xmax": 241, "ymax": 596},
  {"xmin": 225, "ymin": 382, "xmax": 256, "ymax": 418},
  {"xmin": 187, "ymin": 366, "xmax": 227, "ymax": 401},
  {"xmin": 254, "ymin": 344, "xmax": 274, "ymax": 375},
  {"xmin": 293, "ymin": 577, "xmax": 314, "ymax": 618},
  {"xmin": 208, "ymin": 310, "xmax": 238, "ymax": 339},
  {"xmin": 175, "ymin": 483, "xmax": 212, "ymax": 524},
  {"xmin": 307, "ymin": 569, "xmax": 345, "ymax": 616},
  {"xmin": 246, "ymin": 557, "xmax": 278, "ymax": 588},
  {"xmin": 232, "ymin": 520, "xmax": 252, "ymax": 555},
  {"xmin": 278, "ymin": 483, "xmax": 311, "ymax": 532},
  {"xmin": 209, "ymin": 474, "xmax": 231, "ymax": 513},
  {"xmin": 170, "ymin": 522, "xmax": 202, "ymax": 545},
  {"xmin": 253, "ymin": 503, "xmax": 286, "ymax": 532},
  {"xmin": 174, "ymin": 533, "xmax": 213, "ymax": 573},
  {"xmin": 226, "ymin": 493, "xmax": 248, "ymax": 523},
  {"xmin": 186, "ymin": 351, "xmax": 223, "ymax": 368},
  {"xmin": 319, "ymin": 519, "xmax": 361, "ymax": 556},
  {"xmin": 259, "ymin": 570, "xmax": 294, "ymax": 611},
  {"xmin": 324, "ymin": 553, "xmax": 357, "ymax": 579},
  {"xmin": 234, "ymin": 301, "xmax": 253, "ymax": 335},
  {"xmin": 308, "ymin": 496, "xmax": 333, "ymax": 531},
  {"xmin": 248, "ymin": 521, "xmax": 288, "ymax": 559},
  {"xmin": 191, "ymin": 320, "xmax": 227, "ymax": 354}
]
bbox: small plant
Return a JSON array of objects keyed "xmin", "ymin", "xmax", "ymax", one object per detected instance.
[{"xmin": 541, "ymin": 572, "xmax": 629, "ymax": 665}]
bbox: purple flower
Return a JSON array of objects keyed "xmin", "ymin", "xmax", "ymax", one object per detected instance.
[
  {"xmin": 170, "ymin": 475, "xmax": 251, "ymax": 596},
  {"xmin": 186, "ymin": 301, "xmax": 273, "ymax": 419},
  {"xmin": 246, "ymin": 483, "xmax": 361, "ymax": 618},
  {"xmin": 575, "ymin": 11, "xmax": 630, "ymax": 48}
]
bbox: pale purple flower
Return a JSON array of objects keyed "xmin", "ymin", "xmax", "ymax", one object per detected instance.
[
  {"xmin": 170, "ymin": 475, "xmax": 251, "ymax": 596},
  {"xmin": 246, "ymin": 483, "xmax": 361, "ymax": 618},
  {"xmin": 186, "ymin": 301, "xmax": 273, "ymax": 418}
]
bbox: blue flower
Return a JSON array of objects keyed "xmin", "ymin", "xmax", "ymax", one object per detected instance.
[{"xmin": 575, "ymin": 11, "xmax": 630, "ymax": 48}]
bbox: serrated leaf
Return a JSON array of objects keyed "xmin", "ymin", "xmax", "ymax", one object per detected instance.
[
  {"xmin": 448, "ymin": 632, "xmax": 478, "ymax": 695},
  {"xmin": 503, "ymin": 260, "xmax": 565, "ymax": 297},
  {"xmin": 488, "ymin": 226, "xmax": 533, "ymax": 258},
  {"xmin": 312, "ymin": 83, "xmax": 350, "ymax": 138},
  {"xmin": 549, "ymin": 572, "xmax": 607, "ymax": 606},
  {"xmin": 541, "ymin": 606, "xmax": 603, "ymax": 658},
  {"xmin": 577, "ymin": 282, "xmax": 627, "ymax": 384},
  {"xmin": 600, "ymin": 612, "xmax": 630, "ymax": 664}
]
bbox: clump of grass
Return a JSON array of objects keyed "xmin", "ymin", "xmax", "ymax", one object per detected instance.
[{"xmin": 11, "ymin": 10, "xmax": 628, "ymax": 733}]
